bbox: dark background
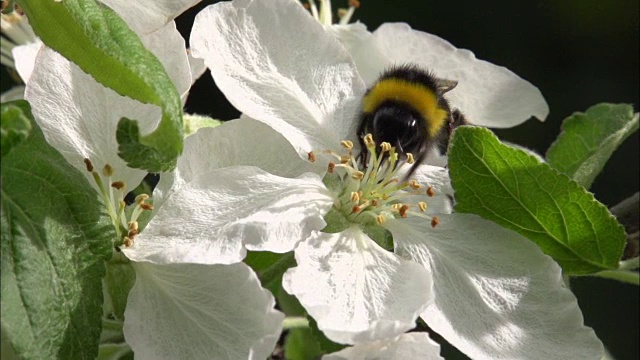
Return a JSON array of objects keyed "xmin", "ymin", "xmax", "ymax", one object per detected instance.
[
  {"xmin": 175, "ymin": 1, "xmax": 639, "ymax": 359},
  {"xmin": 2, "ymin": 0, "xmax": 637, "ymax": 359}
]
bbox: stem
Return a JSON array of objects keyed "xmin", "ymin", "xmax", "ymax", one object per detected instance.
[
  {"xmin": 619, "ymin": 257, "xmax": 639, "ymax": 270},
  {"xmin": 283, "ymin": 316, "xmax": 310, "ymax": 330},
  {"xmin": 594, "ymin": 270, "xmax": 639, "ymax": 286}
]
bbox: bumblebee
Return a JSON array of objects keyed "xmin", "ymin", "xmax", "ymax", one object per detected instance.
[{"xmin": 357, "ymin": 64, "xmax": 467, "ymax": 176}]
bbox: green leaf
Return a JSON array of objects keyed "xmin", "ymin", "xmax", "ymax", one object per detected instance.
[
  {"xmin": 17, "ymin": 0, "xmax": 183, "ymax": 172},
  {"xmin": 284, "ymin": 328, "xmax": 323, "ymax": 360},
  {"xmin": 449, "ymin": 126, "xmax": 626, "ymax": 275},
  {"xmin": 104, "ymin": 253, "xmax": 135, "ymax": 321},
  {"xmin": 546, "ymin": 103, "xmax": 639, "ymax": 188},
  {"xmin": 1, "ymin": 111, "xmax": 114, "ymax": 359},
  {"xmin": 1, "ymin": 100, "xmax": 32, "ymax": 158}
]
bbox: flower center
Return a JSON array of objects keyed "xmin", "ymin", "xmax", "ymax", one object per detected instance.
[
  {"xmin": 309, "ymin": 134, "xmax": 440, "ymax": 235},
  {"xmin": 83, "ymin": 158, "xmax": 153, "ymax": 250}
]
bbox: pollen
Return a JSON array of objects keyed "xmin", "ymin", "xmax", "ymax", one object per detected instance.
[{"xmin": 308, "ymin": 151, "xmax": 316, "ymax": 162}]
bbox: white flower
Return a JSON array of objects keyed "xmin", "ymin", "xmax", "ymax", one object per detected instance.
[
  {"xmin": 183, "ymin": 0, "xmax": 604, "ymax": 358},
  {"xmin": 323, "ymin": 333, "xmax": 444, "ymax": 360},
  {"xmin": 24, "ymin": 17, "xmax": 283, "ymax": 360}
]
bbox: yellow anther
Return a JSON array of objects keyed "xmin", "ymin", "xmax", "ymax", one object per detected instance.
[
  {"xmin": 418, "ymin": 202, "xmax": 427, "ymax": 212},
  {"xmin": 128, "ymin": 221, "xmax": 139, "ymax": 232},
  {"xmin": 123, "ymin": 237, "xmax": 134, "ymax": 248},
  {"xmin": 380, "ymin": 142, "xmax": 392, "ymax": 152},
  {"xmin": 340, "ymin": 140, "xmax": 354, "ymax": 150},
  {"xmin": 340, "ymin": 155, "xmax": 350, "ymax": 164},
  {"xmin": 352, "ymin": 171, "xmax": 364, "ymax": 180},
  {"xmin": 376, "ymin": 215, "xmax": 386, "ymax": 225},
  {"xmin": 350, "ymin": 192, "xmax": 360, "ymax": 202},
  {"xmin": 364, "ymin": 134, "xmax": 375, "ymax": 147},
  {"xmin": 102, "ymin": 164, "xmax": 114, "ymax": 177},
  {"xmin": 407, "ymin": 153, "xmax": 415, "ymax": 164},
  {"xmin": 135, "ymin": 194, "xmax": 150, "ymax": 204},
  {"xmin": 409, "ymin": 180, "xmax": 421, "ymax": 190}
]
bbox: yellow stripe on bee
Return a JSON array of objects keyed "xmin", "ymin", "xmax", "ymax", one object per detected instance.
[{"xmin": 363, "ymin": 79, "xmax": 449, "ymax": 137}]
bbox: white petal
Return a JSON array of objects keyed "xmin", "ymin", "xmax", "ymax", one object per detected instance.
[
  {"xmin": 324, "ymin": 333, "xmax": 443, "ymax": 360},
  {"xmin": 386, "ymin": 214, "xmax": 603, "ymax": 360},
  {"xmin": 190, "ymin": 0, "xmax": 366, "ymax": 155},
  {"xmin": 100, "ymin": 0, "xmax": 202, "ymax": 35},
  {"xmin": 399, "ymin": 164, "xmax": 453, "ymax": 215},
  {"xmin": 11, "ymin": 40, "xmax": 42, "ymax": 84},
  {"xmin": 24, "ymin": 22, "xmax": 189, "ymax": 189},
  {"xmin": 124, "ymin": 262, "xmax": 283, "ymax": 360},
  {"xmin": 0, "ymin": 85, "xmax": 25, "ymax": 102},
  {"xmin": 187, "ymin": 49, "xmax": 207, "ymax": 85},
  {"xmin": 372, "ymin": 23, "xmax": 549, "ymax": 128},
  {"xmin": 173, "ymin": 117, "xmax": 321, "ymax": 179},
  {"xmin": 325, "ymin": 22, "xmax": 389, "ymax": 86},
  {"xmin": 283, "ymin": 227, "xmax": 432, "ymax": 345},
  {"xmin": 124, "ymin": 166, "xmax": 334, "ymax": 264},
  {"xmin": 145, "ymin": 21, "xmax": 192, "ymax": 98}
]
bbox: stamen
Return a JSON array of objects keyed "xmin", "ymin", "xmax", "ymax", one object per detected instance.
[
  {"xmin": 340, "ymin": 140, "xmax": 353, "ymax": 150},
  {"xmin": 376, "ymin": 214, "xmax": 386, "ymax": 225},
  {"xmin": 307, "ymin": 0, "xmax": 319, "ymax": 21},
  {"xmin": 135, "ymin": 194, "xmax": 150, "ymax": 205},
  {"xmin": 418, "ymin": 201, "xmax": 427, "ymax": 212},
  {"xmin": 328, "ymin": 161, "xmax": 336, "ymax": 173},
  {"xmin": 380, "ymin": 142, "xmax": 391, "ymax": 153},
  {"xmin": 409, "ymin": 180, "xmax": 421, "ymax": 190},
  {"xmin": 427, "ymin": 186, "xmax": 436, "ymax": 197},
  {"xmin": 308, "ymin": 151, "xmax": 316, "ymax": 162},
  {"xmin": 83, "ymin": 158, "xmax": 94, "ymax": 172},
  {"xmin": 364, "ymin": 134, "xmax": 375, "ymax": 148},
  {"xmin": 350, "ymin": 191, "xmax": 360, "ymax": 202},
  {"xmin": 398, "ymin": 204, "xmax": 409, "ymax": 218},
  {"xmin": 123, "ymin": 236, "xmax": 133, "ymax": 248},
  {"xmin": 102, "ymin": 164, "xmax": 114, "ymax": 177},
  {"xmin": 352, "ymin": 171, "xmax": 364, "ymax": 180},
  {"xmin": 431, "ymin": 216, "xmax": 440, "ymax": 228},
  {"xmin": 111, "ymin": 181, "xmax": 125, "ymax": 190},
  {"xmin": 407, "ymin": 153, "xmax": 415, "ymax": 164}
]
